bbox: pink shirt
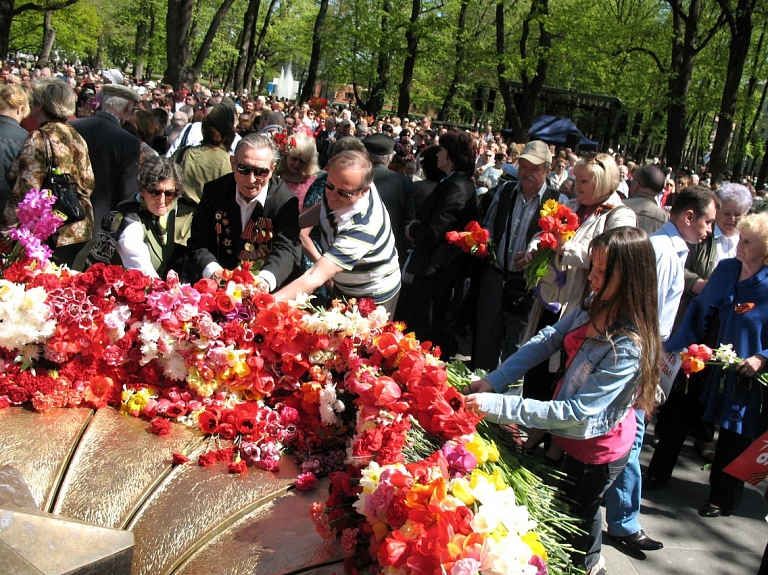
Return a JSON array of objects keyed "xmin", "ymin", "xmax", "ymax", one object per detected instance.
[{"xmin": 552, "ymin": 323, "xmax": 637, "ymax": 465}]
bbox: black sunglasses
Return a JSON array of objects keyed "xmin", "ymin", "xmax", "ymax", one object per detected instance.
[
  {"xmin": 585, "ymin": 152, "xmax": 605, "ymax": 170},
  {"xmin": 235, "ymin": 163, "xmax": 271, "ymax": 177},
  {"xmin": 324, "ymin": 181, "xmax": 367, "ymax": 199},
  {"xmin": 146, "ymin": 188, "xmax": 179, "ymax": 199}
]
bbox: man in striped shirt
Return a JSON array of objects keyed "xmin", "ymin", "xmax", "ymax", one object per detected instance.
[{"xmin": 273, "ymin": 150, "xmax": 401, "ymax": 315}]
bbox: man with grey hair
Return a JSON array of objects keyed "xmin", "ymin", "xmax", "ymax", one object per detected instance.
[
  {"xmin": 362, "ymin": 133, "xmax": 415, "ymax": 268},
  {"xmin": 273, "ymin": 150, "xmax": 401, "ymax": 314},
  {"xmin": 623, "ymin": 165, "xmax": 669, "ymax": 234},
  {"xmin": 187, "ymin": 133, "xmax": 301, "ymax": 290},
  {"xmin": 71, "ymin": 83, "xmax": 141, "ymax": 227}
]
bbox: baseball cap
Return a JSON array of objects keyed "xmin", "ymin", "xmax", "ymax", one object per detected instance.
[{"xmin": 519, "ymin": 140, "xmax": 552, "ymax": 165}]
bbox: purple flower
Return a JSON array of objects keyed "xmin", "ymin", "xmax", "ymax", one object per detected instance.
[{"xmin": 442, "ymin": 443, "xmax": 477, "ymax": 476}]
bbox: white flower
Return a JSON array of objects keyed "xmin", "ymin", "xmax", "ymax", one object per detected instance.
[
  {"xmin": 0, "ymin": 282, "xmax": 56, "ymax": 351},
  {"xmin": 292, "ymin": 292, "xmax": 316, "ymax": 309},
  {"xmin": 714, "ymin": 343, "xmax": 740, "ymax": 366}
]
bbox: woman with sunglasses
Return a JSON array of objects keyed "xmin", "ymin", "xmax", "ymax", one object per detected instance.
[{"xmin": 80, "ymin": 156, "xmax": 182, "ymax": 279}]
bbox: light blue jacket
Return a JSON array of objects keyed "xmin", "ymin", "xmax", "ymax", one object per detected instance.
[{"xmin": 479, "ymin": 306, "xmax": 641, "ymax": 440}]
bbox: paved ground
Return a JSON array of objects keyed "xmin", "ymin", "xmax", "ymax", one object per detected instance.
[{"xmin": 597, "ymin": 429, "xmax": 768, "ymax": 575}]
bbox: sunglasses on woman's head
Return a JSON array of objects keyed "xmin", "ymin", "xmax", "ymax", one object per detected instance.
[
  {"xmin": 235, "ymin": 163, "xmax": 271, "ymax": 177},
  {"xmin": 585, "ymin": 152, "xmax": 605, "ymax": 170}
]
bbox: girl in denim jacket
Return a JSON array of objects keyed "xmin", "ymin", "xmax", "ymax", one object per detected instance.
[{"xmin": 466, "ymin": 226, "xmax": 662, "ymax": 575}]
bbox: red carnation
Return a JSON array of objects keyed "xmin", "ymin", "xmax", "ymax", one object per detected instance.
[
  {"xmin": 198, "ymin": 452, "xmax": 218, "ymax": 467},
  {"xmin": 150, "ymin": 418, "xmax": 172, "ymax": 436},
  {"xmin": 172, "ymin": 452, "xmax": 189, "ymax": 465},
  {"xmin": 228, "ymin": 460, "xmax": 248, "ymax": 474},
  {"xmin": 295, "ymin": 472, "xmax": 318, "ymax": 491}
]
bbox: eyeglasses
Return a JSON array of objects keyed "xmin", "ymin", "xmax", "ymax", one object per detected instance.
[
  {"xmin": 585, "ymin": 152, "xmax": 605, "ymax": 170},
  {"xmin": 324, "ymin": 181, "xmax": 367, "ymax": 199},
  {"xmin": 146, "ymin": 188, "xmax": 179, "ymax": 199},
  {"xmin": 235, "ymin": 163, "xmax": 271, "ymax": 177}
]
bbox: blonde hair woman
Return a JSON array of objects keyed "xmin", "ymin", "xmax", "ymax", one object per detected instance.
[{"xmin": 0, "ymin": 84, "xmax": 30, "ymax": 215}]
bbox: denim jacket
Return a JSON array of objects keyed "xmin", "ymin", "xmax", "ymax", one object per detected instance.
[{"xmin": 480, "ymin": 305, "xmax": 641, "ymax": 440}]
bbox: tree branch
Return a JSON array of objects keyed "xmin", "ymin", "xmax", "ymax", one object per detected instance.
[
  {"xmin": 14, "ymin": 0, "xmax": 79, "ymax": 15},
  {"xmin": 614, "ymin": 46, "xmax": 666, "ymax": 74}
]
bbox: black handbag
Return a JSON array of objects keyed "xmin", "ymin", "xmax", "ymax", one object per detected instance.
[
  {"xmin": 501, "ymin": 273, "xmax": 534, "ymax": 316},
  {"xmin": 39, "ymin": 129, "xmax": 86, "ymax": 224}
]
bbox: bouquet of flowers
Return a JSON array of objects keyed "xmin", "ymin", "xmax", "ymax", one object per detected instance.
[
  {"xmin": 446, "ymin": 221, "xmax": 492, "ymax": 258},
  {"xmin": 272, "ymin": 132, "xmax": 296, "ymax": 155},
  {"xmin": 523, "ymin": 200, "xmax": 579, "ymax": 290},
  {"xmin": 680, "ymin": 343, "xmax": 768, "ymax": 388},
  {"xmin": 1, "ymin": 188, "xmax": 64, "ymax": 274}
]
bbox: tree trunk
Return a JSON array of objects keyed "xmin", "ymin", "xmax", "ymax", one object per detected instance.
[
  {"xmin": 438, "ymin": 0, "xmax": 469, "ymax": 121},
  {"xmin": 244, "ymin": 0, "xmax": 278, "ymax": 93},
  {"xmin": 233, "ymin": 0, "xmax": 260, "ymax": 95},
  {"xmin": 299, "ymin": 0, "xmax": 330, "ymax": 103},
  {"xmin": 396, "ymin": 0, "xmax": 421, "ymax": 119},
  {"xmin": 133, "ymin": 0, "xmax": 151, "ymax": 81},
  {"xmin": 727, "ymin": 18, "xmax": 766, "ymax": 176},
  {"xmin": 0, "ymin": 0, "xmax": 13, "ymax": 58},
  {"xmin": 365, "ymin": 0, "xmax": 392, "ymax": 117},
  {"xmin": 708, "ymin": 0, "xmax": 756, "ymax": 179},
  {"xmin": 40, "ymin": 10, "xmax": 55, "ymax": 63},
  {"xmin": 757, "ymin": 136, "xmax": 768, "ymax": 190},
  {"xmin": 190, "ymin": 0, "xmax": 237, "ymax": 77},
  {"xmin": 164, "ymin": 0, "xmax": 195, "ymax": 89},
  {"xmin": 496, "ymin": 0, "xmax": 550, "ymax": 142}
]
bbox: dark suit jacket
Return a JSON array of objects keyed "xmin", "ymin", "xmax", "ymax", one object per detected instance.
[
  {"xmin": 187, "ymin": 173, "xmax": 302, "ymax": 286},
  {"xmin": 70, "ymin": 111, "xmax": 140, "ymax": 228},
  {"xmin": 372, "ymin": 163, "xmax": 415, "ymax": 266},
  {"xmin": 492, "ymin": 181, "xmax": 562, "ymax": 257},
  {"xmin": 408, "ymin": 171, "xmax": 479, "ymax": 276}
]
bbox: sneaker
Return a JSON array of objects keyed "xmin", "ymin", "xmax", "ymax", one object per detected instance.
[{"xmin": 587, "ymin": 555, "xmax": 606, "ymax": 575}]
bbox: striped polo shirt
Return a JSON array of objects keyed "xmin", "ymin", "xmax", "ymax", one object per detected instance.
[{"xmin": 319, "ymin": 182, "xmax": 401, "ymax": 304}]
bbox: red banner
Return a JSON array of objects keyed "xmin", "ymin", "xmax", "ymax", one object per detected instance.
[{"xmin": 723, "ymin": 430, "xmax": 768, "ymax": 486}]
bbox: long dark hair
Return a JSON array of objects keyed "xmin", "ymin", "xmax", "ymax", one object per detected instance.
[{"xmin": 585, "ymin": 226, "xmax": 662, "ymax": 413}]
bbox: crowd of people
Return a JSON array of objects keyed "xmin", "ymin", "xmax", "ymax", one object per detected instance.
[{"xmin": 3, "ymin": 63, "xmax": 768, "ymax": 575}]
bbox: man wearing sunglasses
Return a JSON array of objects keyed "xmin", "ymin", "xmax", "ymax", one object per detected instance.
[
  {"xmin": 273, "ymin": 150, "xmax": 401, "ymax": 314},
  {"xmin": 187, "ymin": 133, "xmax": 302, "ymax": 291}
]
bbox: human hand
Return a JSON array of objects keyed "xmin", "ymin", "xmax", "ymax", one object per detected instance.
[
  {"xmin": 513, "ymin": 250, "xmax": 532, "ymax": 268},
  {"xmin": 467, "ymin": 378, "xmax": 493, "ymax": 393},
  {"xmin": 253, "ymin": 278, "xmax": 270, "ymax": 293},
  {"xmin": 738, "ymin": 355, "xmax": 767, "ymax": 377},
  {"xmin": 464, "ymin": 393, "xmax": 485, "ymax": 415}
]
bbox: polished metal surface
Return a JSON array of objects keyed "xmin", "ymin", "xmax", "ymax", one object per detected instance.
[
  {"xmin": 0, "ymin": 407, "xmax": 92, "ymax": 509},
  {"xmin": 0, "ymin": 507, "xmax": 134, "ymax": 575},
  {"xmin": 0, "ymin": 465, "xmax": 38, "ymax": 510},
  {"xmin": 0, "ymin": 407, "xmax": 345, "ymax": 574},
  {"xmin": 174, "ymin": 478, "xmax": 345, "ymax": 575},
  {"xmin": 53, "ymin": 408, "xmax": 202, "ymax": 529}
]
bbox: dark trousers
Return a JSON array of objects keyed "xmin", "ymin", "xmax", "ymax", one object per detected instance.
[
  {"xmin": 560, "ymin": 449, "xmax": 630, "ymax": 571},
  {"xmin": 708, "ymin": 426, "xmax": 752, "ymax": 513},
  {"xmin": 407, "ymin": 269, "xmax": 459, "ymax": 357},
  {"xmin": 647, "ymin": 374, "xmax": 709, "ymax": 482}
]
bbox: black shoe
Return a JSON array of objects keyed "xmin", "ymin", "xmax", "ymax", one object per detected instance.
[
  {"xmin": 608, "ymin": 529, "xmax": 663, "ymax": 551},
  {"xmin": 643, "ymin": 476, "xmax": 667, "ymax": 491},
  {"xmin": 699, "ymin": 503, "xmax": 731, "ymax": 518}
]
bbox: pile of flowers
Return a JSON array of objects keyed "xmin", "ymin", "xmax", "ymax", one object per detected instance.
[
  {"xmin": 312, "ymin": 432, "xmax": 548, "ymax": 574},
  {"xmin": 446, "ymin": 221, "xmax": 492, "ymax": 258},
  {"xmin": 523, "ymin": 201, "xmax": 579, "ymax": 289},
  {"xmin": 0, "ymin": 190, "xmax": 580, "ymax": 574}
]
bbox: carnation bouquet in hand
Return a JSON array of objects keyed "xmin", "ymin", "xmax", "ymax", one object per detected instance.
[
  {"xmin": 0, "ymin": 188, "xmax": 65, "ymax": 274},
  {"xmin": 523, "ymin": 200, "xmax": 579, "ymax": 289},
  {"xmin": 446, "ymin": 221, "xmax": 493, "ymax": 258}
]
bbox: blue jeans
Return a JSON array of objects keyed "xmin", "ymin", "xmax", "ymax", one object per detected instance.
[
  {"xmin": 561, "ymin": 449, "xmax": 630, "ymax": 571},
  {"xmin": 605, "ymin": 409, "xmax": 645, "ymax": 536}
]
